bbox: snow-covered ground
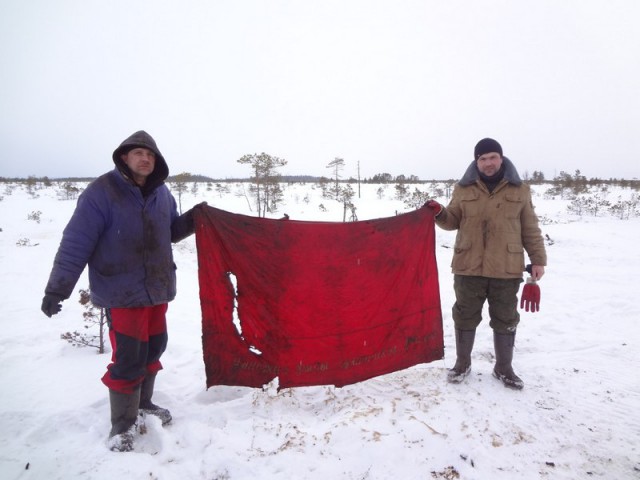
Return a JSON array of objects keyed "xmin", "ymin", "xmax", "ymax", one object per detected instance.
[{"xmin": 1, "ymin": 180, "xmax": 638, "ymax": 479}]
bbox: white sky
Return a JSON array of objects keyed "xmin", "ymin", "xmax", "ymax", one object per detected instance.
[{"xmin": 1, "ymin": 0, "xmax": 639, "ymax": 180}]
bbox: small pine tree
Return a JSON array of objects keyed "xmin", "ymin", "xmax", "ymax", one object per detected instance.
[
  {"xmin": 404, "ymin": 188, "xmax": 430, "ymax": 211},
  {"xmin": 57, "ymin": 182, "xmax": 81, "ymax": 201},
  {"xmin": 60, "ymin": 288, "xmax": 107, "ymax": 353},
  {"xmin": 238, "ymin": 153, "xmax": 288, "ymax": 217}
]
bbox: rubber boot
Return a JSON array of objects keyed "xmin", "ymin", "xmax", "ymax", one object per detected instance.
[
  {"xmin": 139, "ymin": 373, "xmax": 172, "ymax": 425},
  {"xmin": 493, "ymin": 331, "xmax": 524, "ymax": 390},
  {"xmin": 108, "ymin": 387, "xmax": 141, "ymax": 452},
  {"xmin": 447, "ymin": 329, "xmax": 476, "ymax": 383}
]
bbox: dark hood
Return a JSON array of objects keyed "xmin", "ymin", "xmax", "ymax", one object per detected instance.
[
  {"xmin": 458, "ymin": 156, "xmax": 522, "ymax": 187},
  {"xmin": 112, "ymin": 130, "xmax": 169, "ymax": 191}
]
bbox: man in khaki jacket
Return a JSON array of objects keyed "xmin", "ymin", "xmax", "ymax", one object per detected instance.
[{"xmin": 428, "ymin": 138, "xmax": 547, "ymax": 389}]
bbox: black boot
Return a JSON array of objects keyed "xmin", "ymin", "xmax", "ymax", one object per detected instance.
[
  {"xmin": 447, "ymin": 329, "xmax": 476, "ymax": 383},
  {"xmin": 139, "ymin": 373, "xmax": 172, "ymax": 425},
  {"xmin": 493, "ymin": 331, "xmax": 524, "ymax": 390},
  {"xmin": 108, "ymin": 387, "xmax": 141, "ymax": 452}
]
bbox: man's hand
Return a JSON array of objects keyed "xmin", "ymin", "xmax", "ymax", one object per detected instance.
[
  {"xmin": 172, "ymin": 202, "xmax": 208, "ymax": 243},
  {"xmin": 530, "ymin": 265, "xmax": 545, "ymax": 281},
  {"xmin": 41, "ymin": 294, "xmax": 64, "ymax": 317}
]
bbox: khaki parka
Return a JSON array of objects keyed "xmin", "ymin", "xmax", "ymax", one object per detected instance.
[{"xmin": 435, "ymin": 157, "xmax": 547, "ymax": 279}]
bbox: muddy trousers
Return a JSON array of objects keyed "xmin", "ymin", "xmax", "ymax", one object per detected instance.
[{"xmin": 452, "ymin": 275, "xmax": 521, "ymax": 333}]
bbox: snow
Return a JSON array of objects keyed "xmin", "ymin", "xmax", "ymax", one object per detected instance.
[{"xmin": 1, "ymin": 180, "xmax": 639, "ymax": 479}]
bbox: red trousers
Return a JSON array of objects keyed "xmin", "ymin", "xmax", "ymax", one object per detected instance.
[{"xmin": 101, "ymin": 304, "xmax": 168, "ymax": 394}]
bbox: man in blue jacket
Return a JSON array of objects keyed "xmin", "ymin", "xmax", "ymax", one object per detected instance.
[{"xmin": 41, "ymin": 130, "xmax": 198, "ymax": 452}]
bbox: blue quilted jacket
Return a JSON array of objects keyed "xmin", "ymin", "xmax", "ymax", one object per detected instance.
[{"xmin": 45, "ymin": 131, "xmax": 191, "ymax": 308}]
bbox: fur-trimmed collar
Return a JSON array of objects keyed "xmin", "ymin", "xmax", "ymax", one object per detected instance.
[{"xmin": 458, "ymin": 156, "xmax": 522, "ymax": 186}]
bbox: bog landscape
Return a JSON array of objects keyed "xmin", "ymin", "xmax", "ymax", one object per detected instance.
[{"xmin": 1, "ymin": 173, "xmax": 638, "ymax": 479}]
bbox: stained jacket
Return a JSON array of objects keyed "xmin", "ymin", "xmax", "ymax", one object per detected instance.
[
  {"xmin": 44, "ymin": 131, "xmax": 193, "ymax": 308},
  {"xmin": 435, "ymin": 157, "xmax": 547, "ymax": 279}
]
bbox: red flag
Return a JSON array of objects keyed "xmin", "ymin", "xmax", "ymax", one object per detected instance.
[{"xmin": 195, "ymin": 206, "xmax": 443, "ymax": 389}]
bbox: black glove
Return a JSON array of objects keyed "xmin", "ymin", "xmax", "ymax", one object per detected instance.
[
  {"xmin": 41, "ymin": 294, "xmax": 65, "ymax": 317},
  {"xmin": 171, "ymin": 202, "xmax": 207, "ymax": 242}
]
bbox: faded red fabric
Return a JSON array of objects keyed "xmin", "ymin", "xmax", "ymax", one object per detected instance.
[{"xmin": 195, "ymin": 205, "xmax": 444, "ymax": 389}]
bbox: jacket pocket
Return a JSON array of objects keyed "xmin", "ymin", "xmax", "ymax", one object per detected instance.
[
  {"xmin": 452, "ymin": 240, "xmax": 472, "ymax": 270},
  {"xmin": 504, "ymin": 194, "xmax": 523, "ymax": 219},
  {"xmin": 506, "ymin": 243, "xmax": 524, "ymax": 274}
]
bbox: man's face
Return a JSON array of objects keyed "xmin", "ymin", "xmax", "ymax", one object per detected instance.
[
  {"xmin": 121, "ymin": 147, "xmax": 156, "ymax": 182},
  {"xmin": 476, "ymin": 152, "xmax": 503, "ymax": 176}
]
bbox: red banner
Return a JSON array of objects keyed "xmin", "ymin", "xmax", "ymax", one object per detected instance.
[{"xmin": 195, "ymin": 206, "xmax": 443, "ymax": 389}]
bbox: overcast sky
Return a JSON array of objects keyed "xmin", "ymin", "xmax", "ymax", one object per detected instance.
[{"xmin": 1, "ymin": 0, "xmax": 639, "ymax": 181}]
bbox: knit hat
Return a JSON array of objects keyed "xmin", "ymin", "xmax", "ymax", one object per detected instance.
[{"xmin": 474, "ymin": 138, "xmax": 503, "ymax": 160}]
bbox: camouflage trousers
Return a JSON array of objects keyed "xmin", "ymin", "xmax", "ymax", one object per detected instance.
[{"xmin": 452, "ymin": 275, "xmax": 522, "ymax": 333}]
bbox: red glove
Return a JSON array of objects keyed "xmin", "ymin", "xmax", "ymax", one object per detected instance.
[
  {"xmin": 425, "ymin": 200, "xmax": 443, "ymax": 216},
  {"xmin": 520, "ymin": 279, "xmax": 541, "ymax": 312}
]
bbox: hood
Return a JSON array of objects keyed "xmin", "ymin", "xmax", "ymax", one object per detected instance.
[
  {"xmin": 112, "ymin": 130, "xmax": 169, "ymax": 188},
  {"xmin": 458, "ymin": 156, "xmax": 522, "ymax": 187}
]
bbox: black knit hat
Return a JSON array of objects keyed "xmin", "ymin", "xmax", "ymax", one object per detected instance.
[{"xmin": 474, "ymin": 138, "xmax": 503, "ymax": 160}]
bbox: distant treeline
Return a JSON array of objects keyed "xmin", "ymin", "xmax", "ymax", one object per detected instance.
[
  {"xmin": 0, "ymin": 174, "xmax": 322, "ymax": 183},
  {"xmin": 1, "ymin": 171, "xmax": 638, "ymax": 189}
]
